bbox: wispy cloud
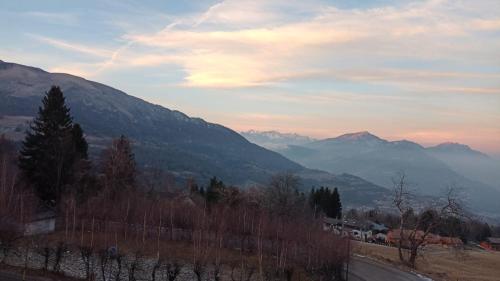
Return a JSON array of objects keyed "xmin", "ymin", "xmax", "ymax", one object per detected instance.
[
  {"xmin": 29, "ymin": 0, "xmax": 500, "ymax": 91},
  {"xmin": 28, "ymin": 34, "xmax": 112, "ymax": 58},
  {"xmin": 23, "ymin": 11, "xmax": 78, "ymax": 25},
  {"xmin": 116, "ymin": 0, "xmax": 500, "ymax": 89}
]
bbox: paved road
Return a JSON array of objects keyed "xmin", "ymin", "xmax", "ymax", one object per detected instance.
[{"xmin": 348, "ymin": 256, "xmax": 430, "ymax": 281}]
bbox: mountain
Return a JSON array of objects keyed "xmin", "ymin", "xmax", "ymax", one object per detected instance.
[
  {"xmin": 241, "ymin": 130, "xmax": 316, "ymax": 150},
  {"xmin": 0, "ymin": 60, "xmax": 391, "ymax": 207},
  {"xmin": 427, "ymin": 143, "xmax": 500, "ymax": 189},
  {"xmin": 332, "ymin": 131, "xmax": 384, "ymax": 143},
  {"xmin": 427, "ymin": 142, "xmax": 488, "ymax": 157},
  {"xmin": 0, "ymin": 60, "xmax": 302, "ymax": 184},
  {"xmin": 270, "ymin": 131, "xmax": 500, "ymax": 214}
]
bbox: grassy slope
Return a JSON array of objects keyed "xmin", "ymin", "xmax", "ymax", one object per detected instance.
[{"xmin": 353, "ymin": 241, "xmax": 500, "ymax": 281}]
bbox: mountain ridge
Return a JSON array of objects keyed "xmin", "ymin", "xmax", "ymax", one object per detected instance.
[
  {"xmin": 0, "ymin": 60, "xmax": 392, "ymax": 208},
  {"xmin": 427, "ymin": 142, "xmax": 489, "ymax": 158},
  {"xmin": 245, "ymin": 129, "xmax": 493, "ymax": 157}
]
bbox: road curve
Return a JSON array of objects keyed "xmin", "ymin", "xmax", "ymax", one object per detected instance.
[{"xmin": 348, "ymin": 256, "xmax": 431, "ymax": 281}]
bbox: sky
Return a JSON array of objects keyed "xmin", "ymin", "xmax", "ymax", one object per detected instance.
[{"xmin": 1, "ymin": 0, "xmax": 500, "ymax": 153}]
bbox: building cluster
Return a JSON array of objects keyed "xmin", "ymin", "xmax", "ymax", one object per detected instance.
[
  {"xmin": 480, "ymin": 237, "xmax": 500, "ymax": 251},
  {"xmin": 323, "ymin": 217, "xmax": 388, "ymax": 243},
  {"xmin": 323, "ymin": 217, "xmax": 466, "ymax": 248}
]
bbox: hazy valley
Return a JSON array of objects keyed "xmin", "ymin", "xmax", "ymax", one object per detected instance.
[{"xmin": 242, "ymin": 130, "xmax": 500, "ymax": 215}]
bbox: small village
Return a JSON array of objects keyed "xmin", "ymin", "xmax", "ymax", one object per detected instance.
[{"xmin": 322, "ymin": 216, "xmax": 500, "ymax": 251}]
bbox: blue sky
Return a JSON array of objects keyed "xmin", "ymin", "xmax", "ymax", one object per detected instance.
[{"xmin": 1, "ymin": 0, "xmax": 500, "ymax": 153}]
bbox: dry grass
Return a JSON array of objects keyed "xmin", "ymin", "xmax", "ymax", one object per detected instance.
[{"xmin": 353, "ymin": 241, "xmax": 500, "ymax": 281}]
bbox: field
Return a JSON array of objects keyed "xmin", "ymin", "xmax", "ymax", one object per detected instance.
[{"xmin": 353, "ymin": 241, "xmax": 500, "ymax": 281}]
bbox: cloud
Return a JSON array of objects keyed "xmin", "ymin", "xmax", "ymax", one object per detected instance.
[
  {"xmin": 471, "ymin": 19, "xmax": 500, "ymax": 30},
  {"xmin": 30, "ymin": 0, "xmax": 500, "ymax": 93},
  {"xmin": 23, "ymin": 11, "xmax": 78, "ymax": 25},
  {"xmin": 114, "ymin": 0, "xmax": 500, "ymax": 89},
  {"xmin": 29, "ymin": 34, "xmax": 112, "ymax": 58},
  {"xmin": 49, "ymin": 64, "xmax": 97, "ymax": 78}
]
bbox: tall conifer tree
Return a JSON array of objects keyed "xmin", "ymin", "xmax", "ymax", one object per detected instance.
[
  {"xmin": 331, "ymin": 187, "xmax": 342, "ymax": 219},
  {"xmin": 19, "ymin": 86, "xmax": 88, "ymax": 207}
]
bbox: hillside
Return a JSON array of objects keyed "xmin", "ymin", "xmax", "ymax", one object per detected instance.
[{"xmin": 0, "ymin": 60, "xmax": 391, "ymax": 207}]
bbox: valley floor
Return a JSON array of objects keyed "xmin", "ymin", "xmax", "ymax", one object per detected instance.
[{"xmin": 353, "ymin": 241, "xmax": 500, "ymax": 281}]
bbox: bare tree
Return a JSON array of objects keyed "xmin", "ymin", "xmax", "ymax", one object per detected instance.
[
  {"xmin": 126, "ymin": 251, "xmax": 144, "ymax": 281},
  {"xmin": 100, "ymin": 135, "xmax": 137, "ymax": 199},
  {"xmin": 230, "ymin": 258, "xmax": 255, "ymax": 281},
  {"xmin": 165, "ymin": 261, "xmax": 182, "ymax": 281},
  {"xmin": 98, "ymin": 248, "xmax": 111, "ymax": 281},
  {"xmin": 392, "ymin": 172, "xmax": 463, "ymax": 268},
  {"xmin": 263, "ymin": 173, "xmax": 302, "ymax": 219},
  {"xmin": 79, "ymin": 245, "xmax": 94, "ymax": 280},
  {"xmin": 0, "ymin": 136, "xmax": 32, "ymax": 264}
]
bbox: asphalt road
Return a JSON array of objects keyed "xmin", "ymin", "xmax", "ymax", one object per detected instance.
[{"xmin": 348, "ymin": 256, "xmax": 431, "ymax": 281}]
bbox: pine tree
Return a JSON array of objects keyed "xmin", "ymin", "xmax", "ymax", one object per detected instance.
[
  {"xmin": 19, "ymin": 86, "xmax": 88, "ymax": 208},
  {"xmin": 206, "ymin": 176, "xmax": 225, "ymax": 204},
  {"xmin": 309, "ymin": 186, "xmax": 342, "ymax": 219},
  {"xmin": 331, "ymin": 188, "xmax": 342, "ymax": 219},
  {"xmin": 71, "ymin": 123, "xmax": 88, "ymax": 159}
]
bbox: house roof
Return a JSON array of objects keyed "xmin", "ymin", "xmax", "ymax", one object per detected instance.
[
  {"xmin": 32, "ymin": 210, "xmax": 57, "ymax": 221},
  {"xmin": 370, "ymin": 222, "xmax": 388, "ymax": 231},
  {"xmin": 487, "ymin": 237, "xmax": 500, "ymax": 244},
  {"xmin": 323, "ymin": 217, "xmax": 342, "ymax": 225}
]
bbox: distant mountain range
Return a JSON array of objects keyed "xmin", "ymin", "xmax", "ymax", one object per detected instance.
[
  {"xmin": 0, "ymin": 60, "xmax": 392, "ymax": 208},
  {"xmin": 244, "ymin": 130, "xmax": 500, "ymax": 214},
  {"xmin": 241, "ymin": 130, "xmax": 316, "ymax": 150}
]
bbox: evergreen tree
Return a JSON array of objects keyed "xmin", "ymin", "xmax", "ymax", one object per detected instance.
[
  {"xmin": 331, "ymin": 187, "xmax": 342, "ymax": 219},
  {"xmin": 205, "ymin": 176, "xmax": 225, "ymax": 204},
  {"xmin": 19, "ymin": 86, "xmax": 88, "ymax": 207},
  {"xmin": 308, "ymin": 186, "xmax": 342, "ymax": 219},
  {"xmin": 71, "ymin": 123, "xmax": 88, "ymax": 159},
  {"xmin": 309, "ymin": 187, "xmax": 316, "ymax": 206}
]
